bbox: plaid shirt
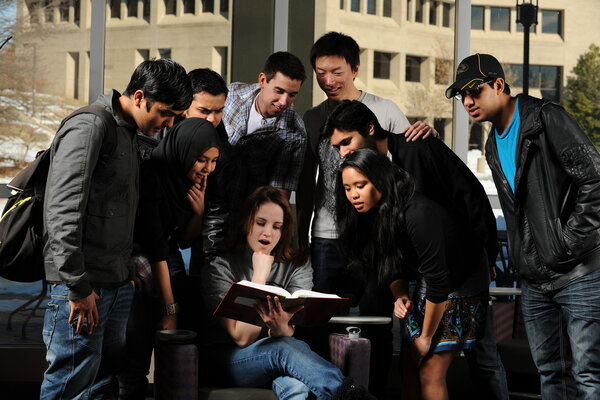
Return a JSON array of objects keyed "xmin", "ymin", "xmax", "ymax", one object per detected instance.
[{"xmin": 223, "ymin": 82, "xmax": 307, "ymax": 192}]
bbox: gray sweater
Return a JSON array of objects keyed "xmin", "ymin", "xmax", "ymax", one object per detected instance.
[{"xmin": 202, "ymin": 247, "xmax": 313, "ymax": 346}]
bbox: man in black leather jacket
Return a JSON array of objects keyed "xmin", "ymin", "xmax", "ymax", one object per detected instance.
[{"xmin": 447, "ymin": 53, "xmax": 600, "ymax": 399}]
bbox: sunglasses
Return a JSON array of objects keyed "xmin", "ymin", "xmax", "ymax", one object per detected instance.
[{"xmin": 454, "ymin": 79, "xmax": 494, "ymax": 101}]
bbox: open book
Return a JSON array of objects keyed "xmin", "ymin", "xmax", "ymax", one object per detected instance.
[{"xmin": 214, "ymin": 280, "xmax": 349, "ymax": 327}]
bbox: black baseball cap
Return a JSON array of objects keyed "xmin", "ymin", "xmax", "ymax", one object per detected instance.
[{"xmin": 445, "ymin": 53, "xmax": 505, "ymax": 99}]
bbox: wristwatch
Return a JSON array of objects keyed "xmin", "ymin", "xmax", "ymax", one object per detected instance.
[{"xmin": 164, "ymin": 302, "xmax": 180, "ymax": 316}]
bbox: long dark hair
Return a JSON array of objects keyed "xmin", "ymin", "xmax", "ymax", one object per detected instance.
[
  {"xmin": 231, "ymin": 186, "xmax": 306, "ymax": 264},
  {"xmin": 336, "ymin": 148, "xmax": 415, "ymax": 283}
]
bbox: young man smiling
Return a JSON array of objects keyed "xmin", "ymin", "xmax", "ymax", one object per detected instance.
[
  {"xmin": 222, "ymin": 51, "xmax": 307, "ymax": 201},
  {"xmin": 448, "ymin": 53, "xmax": 600, "ymax": 399}
]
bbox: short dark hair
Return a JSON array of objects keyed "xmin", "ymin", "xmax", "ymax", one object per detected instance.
[
  {"xmin": 487, "ymin": 78, "xmax": 511, "ymax": 95},
  {"xmin": 188, "ymin": 68, "xmax": 228, "ymax": 98},
  {"xmin": 324, "ymin": 100, "xmax": 387, "ymax": 140},
  {"xmin": 310, "ymin": 32, "xmax": 360, "ymax": 72},
  {"xmin": 262, "ymin": 51, "xmax": 306, "ymax": 83},
  {"xmin": 124, "ymin": 58, "xmax": 192, "ymax": 111}
]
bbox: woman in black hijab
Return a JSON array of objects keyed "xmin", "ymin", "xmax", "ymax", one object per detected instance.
[{"xmin": 120, "ymin": 118, "xmax": 220, "ymax": 399}]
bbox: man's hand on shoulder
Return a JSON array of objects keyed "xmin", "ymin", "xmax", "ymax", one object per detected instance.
[
  {"xmin": 403, "ymin": 121, "xmax": 438, "ymax": 142},
  {"xmin": 68, "ymin": 291, "xmax": 100, "ymax": 334}
]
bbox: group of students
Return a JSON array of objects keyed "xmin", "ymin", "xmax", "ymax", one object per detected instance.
[{"xmin": 38, "ymin": 30, "xmax": 600, "ymax": 400}]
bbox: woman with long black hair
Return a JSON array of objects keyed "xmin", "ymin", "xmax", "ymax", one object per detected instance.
[{"xmin": 336, "ymin": 148, "xmax": 489, "ymax": 400}]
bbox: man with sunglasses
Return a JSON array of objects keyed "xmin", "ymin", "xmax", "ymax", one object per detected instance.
[{"xmin": 448, "ymin": 53, "xmax": 600, "ymax": 399}]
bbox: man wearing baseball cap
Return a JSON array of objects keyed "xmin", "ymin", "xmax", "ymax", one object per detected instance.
[{"xmin": 448, "ymin": 53, "xmax": 600, "ymax": 398}]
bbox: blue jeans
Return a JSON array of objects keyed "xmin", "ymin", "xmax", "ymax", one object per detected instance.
[
  {"xmin": 521, "ymin": 268, "xmax": 600, "ymax": 400},
  {"xmin": 41, "ymin": 283, "xmax": 134, "ymax": 400},
  {"xmin": 202, "ymin": 336, "xmax": 344, "ymax": 400},
  {"xmin": 464, "ymin": 303, "xmax": 509, "ymax": 400}
]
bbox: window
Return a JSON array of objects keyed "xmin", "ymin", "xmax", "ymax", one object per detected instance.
[
  {"xmin": 415, "ymin": 0, "xmax": 423, "ymax": 23},
  {"xmin": 490, "ymin": 7, "xmax": 510, "ymax": 31},
  {"xmin": 27, "ymin": 1, "xmax": 39, "ymax": 24},
  {"xmin": 59, "ymin": 0, "xmax": 69, "ymax": 22},
  {"xmin": 220, "ymin": 0, "xmax": 229, "ymax": 17},
  {"xmin": 351, "ymin": 0, "xmax": 360, "ymax": 12},
  {"xmin": 159, "ymin": 48, "xmax": 171, "ymax": 59},
  {"xmin": 137, "ymin": 49, "xmax": 150, "ymax": 63},
  {"xmin": 374, "ymin": 51, "xmax": 392, "ymax": 79},
  {"xmin": 383, "ymin": 0, "xmax": 391, "ymax": 17},
  {"xmin": 164, "ymin": 0, "xmax": 175, "ymax": 15},
  {"xmin": 505, "ymin": 64, "xmax": 523, "ymax": 87},
  {"xmin": 367, "ymin": 0, "xmax": 375, "ymax": 15},
  {"xmin": 183, "ymin": 0, "xmax": 194, "ymax": 14},
  {"xmin": 542, "ymin": 10, "xmax": 561, "ymax": 34},
  {"xmin": 143, "ymin": 0, "xmax": 150, "ymax": 19},
  {"xmin": 442, "ymin": 2, "xmax": 450, "ymax": 27},
  {"xmin": 127, "ymin": 0, "xmax": 138, "ymax": 17},
  {"xmin": 406, "ymin": 0, "xmax": 411, "ymax": 20},
  {"xmin": 202, "ymin": 0, "xmax": 214, "ymax": 13},
  {"xmin": 340, "ymin": 0, "xmax": 344, "ymax": 9},
  {"xmin": 110, "ymin": 0, "xmax": 121, "ymax": 19},
  {"xmin": 435, "ymin": 58, "xmax": 452, "ymax": 84},
  {"xmin": 74, "ymin": 0, "xmax": 80, "ymax": 25},
  {"xmin": 429, "ymin": 1, "xmax": 438, "ymax": 25},
  {"xmin": 44, "ymin": 0, "xmax": 53, "ymax": 22},
  {"xmin": 406, "ymin": 55, "xmax": 422, "ymax": 82},
  {"xmin": 540, "ymin": 65, "xmax": 560, "ymax": 100},
  {"xmin": 528, "ymin": 65, "xmax": 540, "ymax": 88},
  {"xmin": 471, "ymin": 6, "xmax": 484, "ymax": 30}
]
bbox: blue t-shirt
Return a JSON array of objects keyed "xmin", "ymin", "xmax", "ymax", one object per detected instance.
[{"xmin": 495, "ymin": 98, "xmax": 520, "ymax": 194}]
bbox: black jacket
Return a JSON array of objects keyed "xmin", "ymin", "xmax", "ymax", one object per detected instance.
[
  {"xmin": 388, "ymin": 133, "xmax": 498, "ymax": 272},
  {"xmin": 485, "ymin": 94, "xmax": 600, "ymax": 292}
]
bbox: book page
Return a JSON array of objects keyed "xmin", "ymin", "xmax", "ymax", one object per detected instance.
[
  {"xmin": 237, "ymin": 280, "xmax": 291, "ymax": 297},
  {"xmin": 290, "ymin": 289, "xmax": 341, "ymax": 299}
]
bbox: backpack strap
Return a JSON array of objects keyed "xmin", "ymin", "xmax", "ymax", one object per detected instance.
[{"xmin": 59, "ymin": 105, "xmax": 119, "ymax": 167}]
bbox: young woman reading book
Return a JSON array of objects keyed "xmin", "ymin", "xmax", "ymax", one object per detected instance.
[
  {"xmin": 336, "ymin": 149, "xmax": 489, "ymax": 400},
  {"xmin": 201, "ymin": 186, "xmax": 373, "ymax": 400},
  {"xmin": 120, "ymin": 118, "xmax": 220, "ymax": 398}
]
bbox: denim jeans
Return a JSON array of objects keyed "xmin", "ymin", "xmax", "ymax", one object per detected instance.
[
  {"xmin": 521, "ymin": 268, "xmax": 600, "ymax": 400},
  {"xmin": 201, "ymin": 336, "xmax": 344, "ymax": 400},
  {"xmin": 41, "ymin": 283, "xmax": 134, "ymax": 400},
  {"xmin": 464, "ymin": 303, "xmax": 509, "ymax": 400}
]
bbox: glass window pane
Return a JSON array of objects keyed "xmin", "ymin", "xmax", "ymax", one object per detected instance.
[
  {"xmin": 490, "ymin": 7, "xmax": 510, "ymax": 31},
  {"xmin": 367, "ymin": 0, "xmax": 375, "ymax": 15},
  {"xmin": 351, "ymin": 0, "xmax": 360, "ymax": 12},
  {"xmin": 374, "ymin": 51, "xmax": 391, "ymax": 79},
  {"xmin": 429, "ymin": 1, "xmax": 438, "ymax": 25},
  {"xmin": 143, "ymin": 0, "xmax": 150, "ymax": 19},
  {"xmin": 383, "ymin": 0, "xmax": 391, "ymax": 17},
  {"xmin": 442, "ymin": 2, "xmax": 450, "ymax": 27},
  {"xmin": 406, "ymin": 55, "xmax": 422, "ymax": 82},
  {"xmin": 44, "ymin": 0, "xmax": 53, "ymax": 22},
  {"xmin": 164, "ymin": 0, "xmax": 175, "ymax": 15},
  {"xmin": 471, "ymin": 6, "xmax": 484, "ymax": 30},
  {"xmin": 183, "ymin": 0, "xmax": 194, "ymax": 14},
  {"xmin": 159, "ymin": 48, "xmax": 171, "ymax": 59},
  {"xmin": 540, "ymin": 65, "xmax": 559, "ymax": 90},
  {"xmin": 127, "ymin": 0, "xmax": 138, "ymax": 17},
  {"xmin": 542, "ymin": 10, "xmax": 561, "ymax": 34},
  {"xmin": 59, "ymin": 0, "xmax": 69, "ymax": 21},
  {"xmin": 220, "ymin": 0, "xmax": 229, "ymax": 17},
  {"xmin": 528, "ymin": 65, "xmax": 540, "ymax": 88},
  {"xmin": 407, "ymin": 0, "xmax": 411, "ymax": 21},
  {"xmin": 202, "ymin": 0, "xmax": 214, "ymax": 13},
  {"xmin": 111, "ymin": 0, "xmax": 121, "ymax": 19},
  {"xmin": 505, "ymin": 64, "xmax": 523, "ymax": 87},
  {"xmin": 415, "ymin": 0, "xmax": 423, "ymax": 23}
]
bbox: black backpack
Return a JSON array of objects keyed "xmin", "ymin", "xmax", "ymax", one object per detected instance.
[{"xmin": 0, "ymin": 105, "xmax": 118, "ymax": 282}]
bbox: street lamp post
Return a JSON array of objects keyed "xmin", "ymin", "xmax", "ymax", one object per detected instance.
[{"xmin": 516, "ymin": 0, "xmax": 538, "ymax": 95}]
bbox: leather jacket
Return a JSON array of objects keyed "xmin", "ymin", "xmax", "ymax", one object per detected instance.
[{"xmin": 485, "ymin": 94, "xmax": 600, "ymax": 292}]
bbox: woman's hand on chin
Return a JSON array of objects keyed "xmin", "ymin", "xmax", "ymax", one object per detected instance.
[{"xmin": 251, "ymin": 251, "xmax": 274, "ymax": 284}]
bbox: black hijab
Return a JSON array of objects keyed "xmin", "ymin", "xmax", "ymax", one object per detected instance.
[{"xmin": 150, "ymin": 118, "xmax": 220, "ymax": 217}]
